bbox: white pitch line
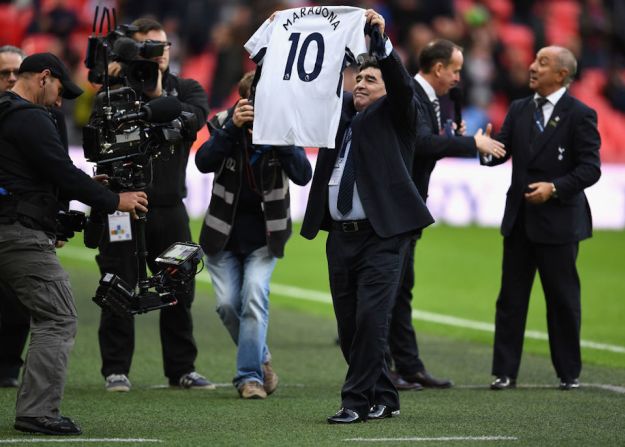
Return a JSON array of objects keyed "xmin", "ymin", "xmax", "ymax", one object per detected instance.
[
  {"xmin": 344, "ymin": 437, "xmax": 517, "ymax": 443},
  {"xmin": 58, "ymin": 247, "xmax": 625, "ymax": 354},
  {"xmin": 456, "ymin": 383, "xmax": 625, "ymax": 393},
  {"xmin": 266, "ymin": 282, "xmax": 625, "ymax": 354},
  {"xmin": 0, "ymin": 439, "xmax": 162, "ymax": 444}
]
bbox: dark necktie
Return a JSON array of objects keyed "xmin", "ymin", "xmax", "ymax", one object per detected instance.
[
  {"xmin": 534, "ymin": 97, "xmax": 548, "ymax": 133},
  {"xmin": 432, "ymin": 98, "xmax": 442, "ymax": 132},
  {"xmin": 336, "ymin": 127, "xmax": 354, "ymax": 215}
]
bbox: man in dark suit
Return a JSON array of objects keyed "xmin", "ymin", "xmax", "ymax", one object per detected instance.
[
  {"xmin": 301, "ymin": 10, "xmax": 434, "ymax": 424},
  {"xmin": 388, "ymin": 39, "xmax": 506, "ymax": 391},
  {"xmin": 482, "ymin": 46, "xmax": 601, "ymax": 391}
]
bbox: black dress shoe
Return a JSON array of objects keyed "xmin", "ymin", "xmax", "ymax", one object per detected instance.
[
  {"xmin": 15, "ymin": 415, "xmax": 82, "ymax": 435},
  {"xmin": 368, "ymin": 404, "xmax": 400, "ymax": 420},
  {"xmin": 490, "ymin": 376, "xmax": 516, "ymax": 390},
  {"xmin": 404, "ymin": 370, "xmax": 453, "ymax": 389},
  {"xmin": 390, "ymin": 372, "xmax": 424, "ymax": 391},
  {"xmin": 559, "ymin": 378, "xmax": 580, "ymax": 390},
  {"xmin": 327, "ymin": 408, "xmax": 365, "ymax": 424},
  {"xmin": 0, "ymin": 377, "xmax": 19, "ymax": 388}
]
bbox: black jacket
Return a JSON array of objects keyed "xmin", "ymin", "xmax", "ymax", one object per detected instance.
[
  {"xmin": 144, "ymin": 71, "xmax": 209, "ymax": 206},
  {"xmin": 196, "ymin": 105, "xmax": 311, "ymax": 257},
  {"xmin": 412, "ymin": 79, "xmax": 477, "ymax": 203},
  {"xmin": 482, "ymin": 92, "xmax": 601, "ymax": 243},
  {"xmin": 0, "ymin": 92, "xmax": 118, "ymax": 229},
  {"xmin": 301, "ymin": 50, "xmax": 433, "ymax": 239}
]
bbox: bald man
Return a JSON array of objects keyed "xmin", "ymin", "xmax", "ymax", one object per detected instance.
[{"xmin": 481, "ymin": 46, "xmax": 601, "ymax": 391}]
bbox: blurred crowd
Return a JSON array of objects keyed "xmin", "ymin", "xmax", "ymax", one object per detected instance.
[{"xmin": 1, "ymin": 0, "xmax": 624, "ymax": 160}]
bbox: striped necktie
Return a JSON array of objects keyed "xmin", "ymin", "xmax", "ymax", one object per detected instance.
[
  {"xmin": 534, "ymin": 97, "xmax": 548, "ymax": 133},
  {"xmin": 432, "ymin": 98, "xmax": 442, "ymax": 132}
]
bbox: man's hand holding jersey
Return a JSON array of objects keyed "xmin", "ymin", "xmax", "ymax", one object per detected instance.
[{"xmin": 365, "ymin": 9, "xmax": 385, "ymax": 36}]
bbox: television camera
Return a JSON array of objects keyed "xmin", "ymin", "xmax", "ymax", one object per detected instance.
[{"xmin": 82, "ymin": 6, "xmax": 202, "ymax": 317}]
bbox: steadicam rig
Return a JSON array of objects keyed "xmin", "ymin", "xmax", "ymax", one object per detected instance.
[{"xmin": 93, "ymin": 242, "xmax": 204, "ymax": 317}]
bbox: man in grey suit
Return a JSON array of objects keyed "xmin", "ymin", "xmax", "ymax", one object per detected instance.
[{"xmin": 482, "ymin": 46, "xmax": 601, "ymax": 391}]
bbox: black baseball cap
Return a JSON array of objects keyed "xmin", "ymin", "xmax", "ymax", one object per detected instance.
[{"xmin": 18, "ymin": 52, "xmax": 83, "ymax": 99}]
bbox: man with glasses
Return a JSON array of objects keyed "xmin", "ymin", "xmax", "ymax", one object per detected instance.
[
  {"xmin": 0, "ymin": 46, "xmax": 23, "ymax": 93},
  {"xmin": 0, "ymin": 46, "xmax": 30, "ymax": 390},
  {"xmin": 93, "ymin": 17, "xmax": 212, "ymax": 392}
]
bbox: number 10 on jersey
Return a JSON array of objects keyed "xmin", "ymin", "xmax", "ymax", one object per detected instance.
[{"xmin": 283, "ymin": 32, "xmax": 325, "ymax": 82}]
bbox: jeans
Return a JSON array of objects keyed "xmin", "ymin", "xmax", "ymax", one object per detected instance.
[{"xmin": 205, "ymin": 246, "xmax": 277, "ymax": 388}]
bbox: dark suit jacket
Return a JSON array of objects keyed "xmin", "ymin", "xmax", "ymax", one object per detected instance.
[
  {"xmin": 483, "ymin": 92, "xmax": 601, "ymax": 244},
  {"xmin": 301, "ymin": 50, "xmax": 434, "ymax": 240},
  {"xmin": 412, "ymin": 80, "xmax": 477, "ymax": 203}
]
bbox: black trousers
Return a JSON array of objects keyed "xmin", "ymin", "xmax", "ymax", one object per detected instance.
[
  {"xmin": 97, "ymin": 203, "xmax": 198, "ymax": 383},
  {"xmin": 492, "ymin": 219, "xmax": 582, "ymax": 381},
  {"xmin": 326, "ymin": 226, "xmax": 410, "ymax": 417},
  {"xmin": 0, "ymin": 282, "xmax": 30, "ymax": 380},
  {"xmin": 387, "ymin": 238, "xmax": 426, "ymax": 376}
]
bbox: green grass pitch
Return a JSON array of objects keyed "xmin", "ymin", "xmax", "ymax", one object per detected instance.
[{"xmin": 0, "ymin": 224, "xmax": 623, "ymax": 446}]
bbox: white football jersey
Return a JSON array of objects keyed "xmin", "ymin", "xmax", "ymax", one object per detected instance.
[{"xmin": 245, "ymin": 6, "xmax": 367, "ymax": 148}]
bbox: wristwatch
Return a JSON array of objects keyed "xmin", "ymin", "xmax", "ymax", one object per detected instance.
[{"xmin": 551, "ymin": 183, "xmax": 558, "ymax": 198}]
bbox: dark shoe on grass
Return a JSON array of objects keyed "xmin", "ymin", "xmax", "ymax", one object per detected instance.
[
  {"xmin": 327, "ymin": 408, "xmax": 365, "ymax": 424},
  {"xmin": 559, "ymin": 378, "xmax": 580, "ymax": 390},
  {"xmin": 0, "ymin": 377, "xmax": 19, "ymax": 388},
  {"xmin": 490, "ymin": 376, "xmax": 516, "ymax": 390},
  {"xmin": 15, "ymin": 416, "xmax": 82, "ymax": 435},
  {"xmin": 176, "ymin": 371, "xmax": 216, "ymax": 390},
  {"xmin": 407, "ymin": 370, "xmax": 453, "ymax": 389},
  {"xmin": 368, "ymin": 404, "xmax": 400, "ymax": 420},
  {"xmin": 389, "ymin": 370, "xmax": 424, "ymax": 391}
]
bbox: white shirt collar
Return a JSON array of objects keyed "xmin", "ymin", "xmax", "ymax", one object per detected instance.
[
  {"xmin": 534, "ymin": 86, "xmax": 566, "ymax": 106},
  {"xmin": 415, "ymin": 73, "xmax": 438, "ymax": 103}
]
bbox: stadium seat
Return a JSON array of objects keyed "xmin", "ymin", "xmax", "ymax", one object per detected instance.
[
  {"xmin": 180, "ymin": 51, "xmax": 216, "ymax": 95},
  {"xmin": 497, "ymin": 23, "xmax": 534, "ymax": 66},
  {"xmin": 483, "ymin": 0, "xmax": 513, "ymax": 22},
  {"xmin": 21, "ymin": 33, "xmax": 64, "ymax": 56},
  {"xmin": 544, "ymin": 0, "xmax": 580, "ymax": 45},
  {"xmin": 0, "ymin": 4, "xmax": 33, "ymax": 46},
  {"xmin": 486, "ymin": 93, "xmax": 509, "ymax": 132}
]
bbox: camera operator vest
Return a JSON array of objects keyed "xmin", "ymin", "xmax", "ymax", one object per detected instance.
[{"xmin": 0, "ymin": 94, "xmax": 62, "ymax": 232}]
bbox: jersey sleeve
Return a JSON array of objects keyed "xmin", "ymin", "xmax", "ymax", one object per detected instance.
[
  {"xmin": 345, "ymin": 8, "xmax": 368, "ymax": 65},
  {"xmin": 244, "ymin": 17, "xmax": 277, "ymax": 65}
]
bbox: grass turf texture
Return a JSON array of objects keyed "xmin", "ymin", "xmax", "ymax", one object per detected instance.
[{"xmin": 0, "ymin": 224, "xmax": 623, "ymax": 445}]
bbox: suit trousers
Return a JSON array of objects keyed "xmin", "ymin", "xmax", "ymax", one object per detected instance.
[
  {"xmin": 388, "ymin": 238, "xmax": 426, "ymax": 376},
  {"xmin": 0, "ymin": 223, "xmax": 77, "ymax": 418},
  {"xmin": 326, "ymin": 226, "xmax": 410, "ymax": 417},
  {"xmin": 492, "ymin": 218, "xmax": 582, "ymax": 381},
  {"xmin": 0, "ymin": 283, "xmax": 30, "ymax": 380},
  {"xmin": 97, "ymin": 203, "xmax": 198, "ymax": 383}
]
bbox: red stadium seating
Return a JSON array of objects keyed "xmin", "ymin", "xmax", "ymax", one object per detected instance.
[
  {"xmin": 180, "ymin": 51, "xmax": 216, "ymax": 95},
  {"xmin": 0, "ymin": 4, "xmax": 33, "ymax": 46},
  {"xmin": 21, "ymin": 33, "xmax": 63, "ymax": 56},
  {"xmin": 497, "ymin": 23, "xmax": 535, "ymax": 66},
  {"xmin": 544, "ymin": 0, "xmax": 580, "ymax": 46}
]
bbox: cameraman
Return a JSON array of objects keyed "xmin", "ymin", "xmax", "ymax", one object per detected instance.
[
  {"xmin": 94, "ymin": 18, "xmax": 212, "ymax": 392},
  {"xmin": 0, "ymin": 53, "xmax": 148, "ymax": 435}
]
